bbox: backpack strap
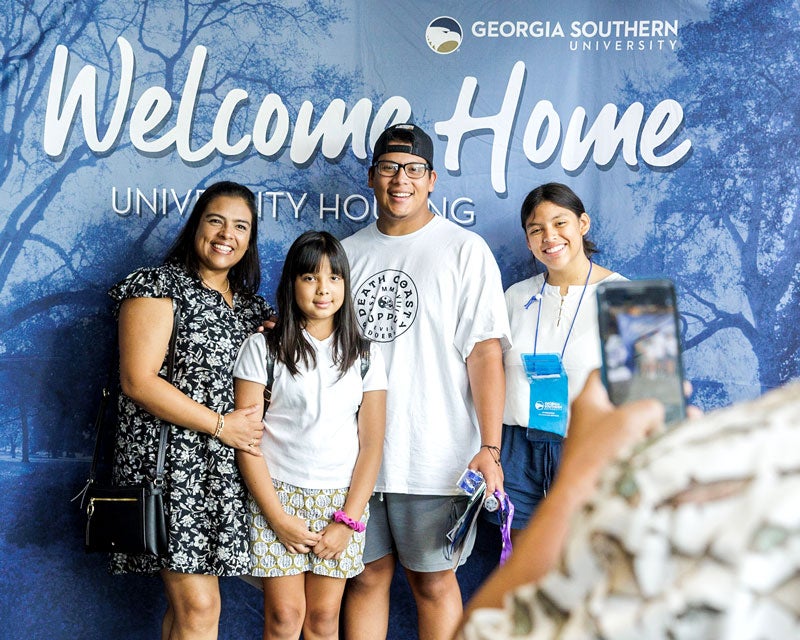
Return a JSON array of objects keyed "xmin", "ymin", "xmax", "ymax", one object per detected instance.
[
  {"xmin": 359, "ymin": 340, "xmax": 371, "ymax": 379},
  {"xmin": 263, "ymin": 341, "xmax": 275, "ymax": 415},
  {"xmin": 263, "ymin": 339, "xmax": 369, "ymax": 414}
]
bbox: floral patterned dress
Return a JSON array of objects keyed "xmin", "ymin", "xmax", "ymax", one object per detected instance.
[{"xmin": 108, "ymin": 263, "xmax": 273, "ymax": 576}]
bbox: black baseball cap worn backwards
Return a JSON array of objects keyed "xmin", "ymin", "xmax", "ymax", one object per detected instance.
[{"xmin": 372, "ymin": 123, "xmax": 434, "ymax": 169}]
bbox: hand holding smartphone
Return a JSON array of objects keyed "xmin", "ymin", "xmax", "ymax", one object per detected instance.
[{"xmin": 596, "ymin": 279, "xmax": 686, "ymax": 425}]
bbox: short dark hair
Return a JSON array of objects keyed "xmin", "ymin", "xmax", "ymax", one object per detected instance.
[
  {"xmin": 163, "ymin": 181, "xmax": 261, "ymax": 293},
  {"xmin": 519, "ymin": 182, "xmax": 598, "ymax": 258},
  {"xmin": 268, "ymin": 231, "xmax": 365, "ymax": 378}
]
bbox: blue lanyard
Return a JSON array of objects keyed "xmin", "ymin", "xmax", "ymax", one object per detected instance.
[{"xmin": 527, "ymin": 261, "xmax": 593, "ymax": 359}]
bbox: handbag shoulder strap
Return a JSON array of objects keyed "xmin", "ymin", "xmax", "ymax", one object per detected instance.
[
  {"xmin": 85, "ymin": 386, "xmax": 111, "ymax": 485},
  {"xmin": 84, "ymin": 300, "xmax": 180, "ymax": 483},
  {"xmin": 154, "ymin": 300, "xmax": 181, "ymax": 482}
]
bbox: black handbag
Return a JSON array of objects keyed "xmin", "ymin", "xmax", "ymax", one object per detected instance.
[{"xmin": 76, "ymin": 302, "xmax": 180, "ymax": 555}]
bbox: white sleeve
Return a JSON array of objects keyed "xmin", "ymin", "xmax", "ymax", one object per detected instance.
[
  {"xmin": 362, "ymin": 341, "xmax": 388, "ymax": 392},
  {"xmin": 454, "ymin": 237, "xmax": 512, "ymax": 360},
  {"xmin": 232, "ymin": 332, "xmax": 268, "ymax": 385}
]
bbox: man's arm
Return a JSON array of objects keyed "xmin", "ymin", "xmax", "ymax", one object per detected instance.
[{"xmin": 465, "ymin": 337, "xmax": 506, "ymax": 495}]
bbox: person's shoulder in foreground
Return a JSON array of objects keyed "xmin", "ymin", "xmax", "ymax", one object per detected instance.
[{"xmin": 462, "ymin": 380, "xmax": 800, "ymax": 640}]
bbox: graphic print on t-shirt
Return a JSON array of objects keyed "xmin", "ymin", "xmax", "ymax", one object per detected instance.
[{"xmin": 352, "ymin": 269, "xmax": 418, "ymax": 342}]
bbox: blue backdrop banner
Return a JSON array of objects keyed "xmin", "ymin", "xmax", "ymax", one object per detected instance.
[{"xmin": 1, "ymin": 1, "xmax": 798, "ymax": 637}]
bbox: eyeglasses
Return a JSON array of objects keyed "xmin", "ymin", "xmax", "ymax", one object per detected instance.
[{"xmin": 372, "ymin": 160, "xmax": 431, "ymax": 179}]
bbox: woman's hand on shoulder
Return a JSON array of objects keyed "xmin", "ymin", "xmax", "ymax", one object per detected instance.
[{"xmin": 255, "ymin": 314, "xmax": 278, "ymax": 333}]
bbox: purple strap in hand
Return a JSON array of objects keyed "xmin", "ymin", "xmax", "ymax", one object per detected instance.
[{"xmin": 496, "ymin": 491, "xmax": 515, "ymax": 565}]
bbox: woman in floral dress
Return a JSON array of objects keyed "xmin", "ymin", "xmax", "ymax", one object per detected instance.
[{"xmin": 108, "ymin": 181, "xmax": 273, "ymax": 639}]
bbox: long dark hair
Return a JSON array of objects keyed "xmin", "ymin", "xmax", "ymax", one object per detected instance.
[
  {"xmin": 163, "ymin": 181, "xmax": 261, "ymax": 293},
  {"xmin": 267, "ymin": 231, "xmax": 365, "ymax": 377},
  {"xmin": 519, "ymin": 182, "xmax": 598, "ymax": 258}
]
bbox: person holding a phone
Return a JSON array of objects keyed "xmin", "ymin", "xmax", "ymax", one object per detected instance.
[
  {"xmin": 458, "ymin": 369, "xmax": 667, "ymax": 639},
  {"xmin": 497, "ymin": 182, "xmax": 626, "ymax": 536}
]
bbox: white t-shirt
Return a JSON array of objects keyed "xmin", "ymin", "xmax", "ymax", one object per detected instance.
[
  {"xmin": 342, "ymin": 215, "xmax": 511, "ymax": 495},
  {"xmin": 233, "ymin": 331, "xmax": 387, "ymax": 489},
  {"xmin": 503, "ymin": 271, "xmax": 626, "ymax": 428}
]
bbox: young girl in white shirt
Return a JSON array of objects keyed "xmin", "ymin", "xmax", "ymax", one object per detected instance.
[{"xmin": 233, "ymin": 231, "xmax": 386, "ymax": 640}]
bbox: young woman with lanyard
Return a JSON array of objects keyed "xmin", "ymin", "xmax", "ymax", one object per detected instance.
[{"xmin": 497, "ymin": 182, "xmax": 626, "ymax": 538}]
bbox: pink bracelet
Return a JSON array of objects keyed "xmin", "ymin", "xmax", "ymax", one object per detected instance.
[{"xmin": 333, "ymin": 510, "xmax": 366, "ymax": 533}]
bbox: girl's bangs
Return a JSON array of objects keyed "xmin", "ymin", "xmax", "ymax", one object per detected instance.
[{"xmin": 292, "ymin": 240, "xmax": 348, "ymax": 277}]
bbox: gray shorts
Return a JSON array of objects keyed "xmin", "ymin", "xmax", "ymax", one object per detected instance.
[{"xmin": 363, "ymin": 493, "xmax": 476, "ymax": 572}]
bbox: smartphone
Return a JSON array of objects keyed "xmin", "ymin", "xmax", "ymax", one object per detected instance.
[{"xmin": 596, "ymin": 279, "xmax": 686, "ymax": 424}]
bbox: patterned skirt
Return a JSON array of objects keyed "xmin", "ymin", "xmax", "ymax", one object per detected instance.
[{"xmin": 248, "ymin": 480, "xmax": 367, "ymax": 579}]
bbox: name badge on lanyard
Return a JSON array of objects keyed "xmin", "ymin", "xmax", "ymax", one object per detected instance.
[
  {"xmin": 521, "ymin": 353, "xmax": 568, "ymax": 437},
  {"xmin": 521, "ymin": 261, "xmax": 593, "ymax": 439}
]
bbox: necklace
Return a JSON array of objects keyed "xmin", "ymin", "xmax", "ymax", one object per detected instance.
[{"xmin": 201, "ymin": 277, "xmax": 230, "ymax": 295}]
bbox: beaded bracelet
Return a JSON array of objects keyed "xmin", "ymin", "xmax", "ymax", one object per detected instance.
[
  {"xmin": 332, "ymin": 510, "xmax": 366, "ymax": 533},
  {"xmin": 213, "ymin": 412, "xmax": 225, "ymax": 439}
]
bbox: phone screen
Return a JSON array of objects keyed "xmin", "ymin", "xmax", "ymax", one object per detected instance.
[{"xmin": 597, "ymin": 279, "xmax": 686, "ymax": 424}]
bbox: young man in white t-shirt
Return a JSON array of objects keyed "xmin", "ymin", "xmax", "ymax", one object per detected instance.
[{"xmin": 341, "ymin": 124, "xmax": 511, "ymax": 640}]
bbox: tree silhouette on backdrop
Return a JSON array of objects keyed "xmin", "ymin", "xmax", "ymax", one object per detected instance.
[
  {"xmin": 620, "ymin": 0, "xmax": 800, "ymax": 403},
  {"xmin": 0, "ymin": 0, "xmax": 363, "ymax": 458}
]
